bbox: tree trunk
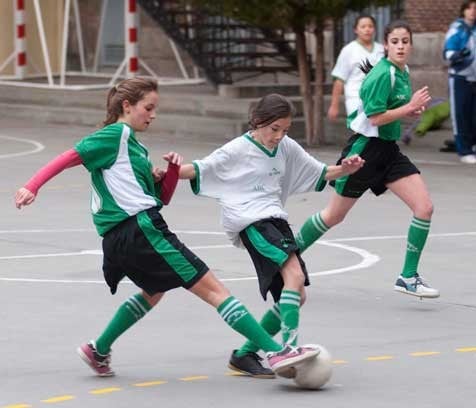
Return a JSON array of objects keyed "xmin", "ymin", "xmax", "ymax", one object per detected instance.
[
  {"xmin": 294, "ymin": 29, "xmax": 314, "ymax": 146},
  {"xmin": 313, "ymin": 25, "xmax": 325, "ymax": 145}
]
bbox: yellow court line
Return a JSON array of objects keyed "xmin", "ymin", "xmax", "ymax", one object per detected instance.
[
  {"xmin": 89, "ymin": 387, "xmax": 122, "ymax": 395},
  {"xmin": 2, "ymin": 405, "xmax": 32, "ymax": 408},
  {"xmin": 133, "ymin": 380, "xmax": 167, "ymax": 387},
  {"xmin": 179, "ymin": 376, "xmax": 208, "ymax": 381},
  {"xmin": 456, "ymin": 347, "xmax": 476, "ymax": 353},
  {"xmin": 332, "ymin": 360, "xmax": 349, "ymax": 365},
  {"xmin": 366, "ymin": 355, "xmax": 394, "ymax": 361},
  {"xmin": 410, "ymin": 351, "xmax": 441, "ymax": 357},
  {"xmin": 225, "ymin": 371, "xmax": 246, "ymax": 376},
  {"xmin": 41, "ymin": 395, "xmax": 75, "ymax": 403}
]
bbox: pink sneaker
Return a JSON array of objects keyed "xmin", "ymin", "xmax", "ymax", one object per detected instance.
[
  {"xmin": 77, "ymin": 341, "xmax": 115, "ymax": 377},
  {"xmin": 275, "ymin": 345, "xmax": 320, "ymax": 378},
  {"xmin": 266, "ymin": 345, "xmax": 319, "ymax": 374}
]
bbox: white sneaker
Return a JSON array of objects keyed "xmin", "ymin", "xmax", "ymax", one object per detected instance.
[
  {"xmin": 460, "ymin": 154, "xmax": 476, "ymax": 164},
  {"xmin": 394, "ymin": 273, "xmax": 440, "ymax": 298}
]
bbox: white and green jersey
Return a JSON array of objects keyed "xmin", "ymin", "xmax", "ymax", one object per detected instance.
[
  {"xmin": 348, "ymin": 58, "xmax": 412, "ymax": 141},
  {"xmin": 331, "ymin": 40, "xmax": 384, "ymax": 115},
  {"xmin": 75, "ymin": 123, "xmax": 161, "ymax": 236},
  {"xmin": 191, "ymin": 132, "xmax": 327, "ymax": 247}
]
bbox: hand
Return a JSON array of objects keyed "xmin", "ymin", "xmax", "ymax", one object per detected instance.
[
  {"xmin": 152, "ymin": 167, "xmax": 166, "ymax": 183},
  {"xmin": 15, "ymin": 187, "xmax": 36, "ymax": 209},
  {"xmin": 341, "ymin": 154, "xmax": 365, "ymax": 175},
  {"xmin": 409, "ymin": 86, "xmax": 431, "ymax": 114},
  {"xmin": 162, "ymin": 151, "xmax": 183, "ymax": 166},
  {"xmin": 327, "ymin": 105, "xmax": 339, "ymax": 122}
]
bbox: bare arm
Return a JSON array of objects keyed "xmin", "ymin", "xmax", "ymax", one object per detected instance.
[
  {"xmin": 324, "ymin": 154, "xmax": 365, "ymax": 180},
  {"xmin": 369, "ymin": 86, "xmax": 431, "ymax": 127},
  {"xmin": 327, "ymin": 79, "xmax": 344, "ymax": 122},
  {"xmin": 179, "ymin": 163, "xmax": 196, "ymax": 180}
]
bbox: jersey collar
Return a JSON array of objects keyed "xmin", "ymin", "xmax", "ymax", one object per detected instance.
[{"xmin": 244, "ymin": 132, "xmax": 278, "ymax": 157}]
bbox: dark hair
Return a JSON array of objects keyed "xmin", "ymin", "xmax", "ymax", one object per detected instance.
[
  {"xmin": 249, "ymin": 94, "xmax": 295, "ymax": 130},
  {"xmin": 103, "ymin": 77, "xmax": 158, "ymax": 126},
  {"xmin": 359, "ymin": 20, "xmax": 413, "ymax": 74},
  {"xmin": 353, "ymin": 14, "xmax": 376, "ymax": 29},
  {"xmin": 460, "ymin": 0, "xmax": 476, "ymax": 17}
]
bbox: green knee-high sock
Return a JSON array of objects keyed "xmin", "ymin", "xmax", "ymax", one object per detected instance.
[
  {"xmin": 280, "ymin": 290, "xmax": 301, "ymax": 346},
  {"xmin": 95, "ymin": 293, "xmax": 152, "ymax": 355},
  {"xmin": 235, "ymin": 303, "xmax": 281, "ymax": 357},
  {"xmin": 401, "ymin": 217, "xmax": 431, "ymax": 278},
  {"xmin": 217, "ymin": 297, "xmax": 281, "ymax": 353},
  {"xmin": 295, "ymin": 212, "xmax": 330, "ymax": 253}
]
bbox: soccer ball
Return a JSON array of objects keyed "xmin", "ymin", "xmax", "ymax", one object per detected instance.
[{"xmin": 293, "ymin": 344, "xmax": 333, "ymax": 390}]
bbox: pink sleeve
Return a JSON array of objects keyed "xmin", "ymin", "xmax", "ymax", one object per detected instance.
[{"xmin": 25, "ymin": 149, "xmax": 83, "ymax": 195}]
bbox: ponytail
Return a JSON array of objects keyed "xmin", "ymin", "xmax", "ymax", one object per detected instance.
[{"xmin": 103, "ymin": 78, "xmax": 158, "ymax": 127}]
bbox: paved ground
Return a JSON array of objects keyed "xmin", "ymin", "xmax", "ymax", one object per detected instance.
[{"xmin": 1, "ymin": 118, "xmax": 475, "ymax": 408}]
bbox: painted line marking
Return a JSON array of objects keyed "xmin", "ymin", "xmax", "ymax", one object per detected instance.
[
  {"xmin": 225, "ymin": 371, "xmax": 246, "ymax": 376},
  {"xmin": 132, "ymin": 380, "xmax": 167, "ymax": 387},
  {"xmin": 40, "ymin": 395, "xmax": 75, "ymax": 403},
  {"xmin": 332, "ymin": 360, "xmax": 349, "ymax": 365},
  {"xmin": 179, "ymin": 376, "xmax": 208, "ymax": 381},
  {"xmin": 366, "ymin": 355, "xmax": 394, "ymax": 361},
  {"xmin": 456, "ymin": 347, "xmax": 476, "ymax": 353},
  {"xmin": 0, "ymin": 135, "xmax": 44, "ymax": 159},
  {"xmin": 410, "ymin": 351, "xmax": 441, "ymax": 357},
  {"xmin": 2, "ymin": 405, "xmax": 32, "ymax": 408},
  {"xmin": 88, "ymin": 387, "xmax": 122, "ymax": 395}
]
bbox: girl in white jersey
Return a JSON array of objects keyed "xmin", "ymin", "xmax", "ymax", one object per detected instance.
[
  {"xmin": 297, "ymin": 21, "xmax": 440, "ymax": 300},
  {"xmin": 179, "ymin": 94, "xmax": 364, "ymax": 378},
  {"xmin": 328, "ymin": 15, "xmax": 384, "ymax": 121},
  {"xmin": 14, "ymin": 78, "xmax": 320, "ymax": 378}
]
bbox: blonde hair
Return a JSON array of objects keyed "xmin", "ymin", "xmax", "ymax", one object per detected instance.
[{"xmin": 103, "ymin": 77, "xmax": 158, "ymax": 126}]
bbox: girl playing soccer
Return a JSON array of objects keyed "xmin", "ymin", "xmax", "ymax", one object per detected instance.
[
  {"xmin": 179, "ymin": 93, "xmax": 364, "ymax": 377},
  {"xmin": 296, "ymin": 21, "xmax": 440, "ymax": 299}
]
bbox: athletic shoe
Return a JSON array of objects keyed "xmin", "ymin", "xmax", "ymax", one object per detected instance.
[
  {"xmin": 394, "ymin": 273, "xmax": 440, "ymax": 298},
  {"xmin": 266, "ymin": 345, "xmax": 319, "ymax": 374},
  {"xmin": 77, "ymin": 341, "xmax": 115, "ymax": 377},
  {"xmin": 228, "ymin": 350, "xmax": 275, "ymax": 378},
  {"xmin": 460, "ymin": 154, "xmax": 476, "ymax": 164},
  {"xmin": 275, "ymin": 345, "xmax": 319, "ymax": 378}
]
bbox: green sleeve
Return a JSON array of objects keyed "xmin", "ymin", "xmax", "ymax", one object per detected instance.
[
  {"xmin": 360, "ymin": 72, "xmax": 391, "ymax": 117},
  {"xmin": 74, "ymin": 124, "xmax": 123, "ymax": 171}
]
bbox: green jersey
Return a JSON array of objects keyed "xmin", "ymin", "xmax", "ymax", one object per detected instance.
[
  {"xmin": 75, "ymin": 123, "xmax": 162, "ymax": 236},
  {"xmin": 348, "ymin": 58, "xmax": 411, "ymax": 141}
]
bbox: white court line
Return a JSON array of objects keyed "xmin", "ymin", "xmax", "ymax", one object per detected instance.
[
  {"xmin": 0, "ymin": 241, "xmax": 379, "ymax": 284},
  {"xmin": 1, "ymin": 230, "xmax": 474, "ymax": 284},
  {"xmin": 0, "ymin": 135, "xmax": 45, "ymax": 159}
]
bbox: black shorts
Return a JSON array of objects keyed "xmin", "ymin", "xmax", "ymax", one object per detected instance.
[
  {"xmin": 239, "ymin": 217, "xmax": 309, "ymax": 303},
  {"xmin": 102, "ymin": 207, "xmax": 209, "ymax": 296},
  {"xmin": 330, "ymin": 134, "xmax": 420, "ymax": 198}
]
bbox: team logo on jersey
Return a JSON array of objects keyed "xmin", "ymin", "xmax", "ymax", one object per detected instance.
[
  {"xmin": 253, "ymin": 184, "xmax": 265, "ymax": 192},
  {"xmin": 268, "ymin": 167, "xmax": 281, "ymax": 176}
]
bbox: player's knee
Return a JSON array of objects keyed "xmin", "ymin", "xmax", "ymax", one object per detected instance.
[
  {"xmin": 324, "ymin": 211, "xmax": 346, "ymax": 226},
  {"xmin": 415, "ymin": 200, "xmax": 434, "ymax": 219}
]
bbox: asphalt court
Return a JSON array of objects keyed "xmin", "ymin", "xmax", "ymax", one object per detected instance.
[{"xmin": 1, "ymin": 119, "xmax": 475, "ymax": 407}]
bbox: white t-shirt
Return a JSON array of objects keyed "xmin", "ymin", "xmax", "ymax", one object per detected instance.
[
  {"xmin": 191, "ymin": 133, "xmax": 327, "ymax": 247},
  {"xmin": 331, "ymin": 40, "xmax": 385, "ymax": 115}
]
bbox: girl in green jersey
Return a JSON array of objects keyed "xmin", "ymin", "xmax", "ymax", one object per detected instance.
[{"xmin": 297, "ymin": 21, "xmax": 440, "ymax": 299}]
